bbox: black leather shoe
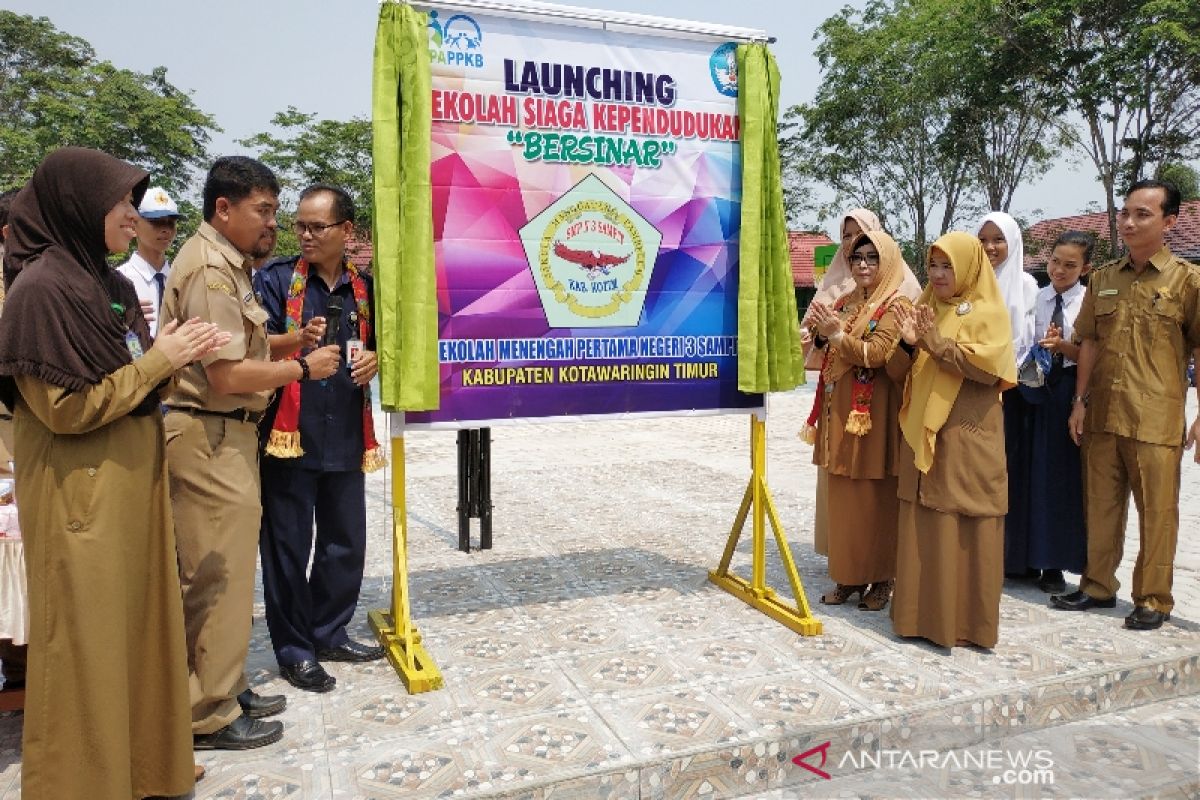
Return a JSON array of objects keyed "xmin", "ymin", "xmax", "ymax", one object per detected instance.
[
  {"xmin": 193, "ymin": 713, "xmax": 283, "ymax": 750},
  {"xmin": 317, "ymin": 640, "xmax": 385, "ymax": 663},
  {"xmin": 1050, "ymin": 589, "xmax": 1116, "ymax": 611},
  {"xmin": 1036, "ymin": 570, "xmax": 1068, "ymax": 594},
  {"xmin": 280, "ymin": 659, "xmax": 336, "ymax": 692},
  {"xmin": 237, "ymin": 688, "xmax": 287, "ymax": 718},
  {"xmin": 1124, "ymin": 606, "xmax": 1170, "ymax": 631}
]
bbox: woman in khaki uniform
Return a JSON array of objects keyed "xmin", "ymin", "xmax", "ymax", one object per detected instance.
[
  {"xmin": 0, "ymin": 148, "xmax": 226, "ymax": 798},
  {"xmin": 804, "ymin": 231, "xmax": 912, "ymax": 610},
  {"xmin": 888, "ymin": 232, "xmax": 1016, "ymax": 649}
]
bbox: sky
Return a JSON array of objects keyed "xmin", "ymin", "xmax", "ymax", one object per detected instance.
[{"xmin": 8, "ymin": 0, "xmax": 1104, "ymax": 236}]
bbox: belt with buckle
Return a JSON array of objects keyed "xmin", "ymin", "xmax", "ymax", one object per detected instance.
[{"xmin": 166, "ymin": 406, "xmax": 265, "ymax": 425}]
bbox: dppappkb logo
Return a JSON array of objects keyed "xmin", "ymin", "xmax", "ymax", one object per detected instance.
[{"xmin": 428, "ymin": 10, "xmax": 485, "ymax": 69}]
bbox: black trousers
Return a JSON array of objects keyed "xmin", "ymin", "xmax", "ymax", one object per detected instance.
[{"xmin": 259, "ymin": 460, "xmax": 367, "ymax": 666}]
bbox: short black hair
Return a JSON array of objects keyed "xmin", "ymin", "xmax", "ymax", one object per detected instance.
[
  {"xmin": 1126, "ymin": 178, "xmax": 1182, "ymax": 218},
  {"xmin": 299, "ymin": 183, "xmax": 355, "ymax": 225},
  {"xmin": 0, "ymin": 188, "xmax": 19, "ymax": 242},
  {"xmin": 202, "ymin": 156, "xmax": 279, "ymax": 221},
  {"xmin": 1053, "ymin": 230, "xmax": 1095, "ymax": 264}
]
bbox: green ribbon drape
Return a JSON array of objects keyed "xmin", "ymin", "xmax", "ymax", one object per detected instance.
[
  {"xmin": 736, "ymin": 43, "xmax": 805, "ymax": 393},
  {"xmin": 372, "ymin": 3, "xmax": 439, "ymax": 410}
]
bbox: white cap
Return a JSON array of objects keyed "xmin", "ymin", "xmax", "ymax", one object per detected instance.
[{"xmin": 138, "ymin": 186, "xmax": 181, "ymax": 219}]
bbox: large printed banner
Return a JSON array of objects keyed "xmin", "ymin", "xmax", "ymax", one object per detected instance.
[{"xmin": 405, "ymin": 8, "xmax": 763, "ymax": 427}]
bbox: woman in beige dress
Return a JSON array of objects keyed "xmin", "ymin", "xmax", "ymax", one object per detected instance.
[
  {"xmin": 805, "ymin": 231, "xmax": 911, "ymax": 610},
  {"xmin": 887, "ymin": 231, "xmax": 1016, "ymax": 649},
  {"xmin": 804, "ymin": 209, "xmax": 919, "ymax": 556},
  {"xmin": 0, "ymin": 147, "xmax": 226, "ymax": 798}
]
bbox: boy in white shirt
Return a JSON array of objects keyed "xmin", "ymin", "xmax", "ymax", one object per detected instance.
[{"xmin": 117, "ymin": 186, "xmax": 182, "ymax": 338}]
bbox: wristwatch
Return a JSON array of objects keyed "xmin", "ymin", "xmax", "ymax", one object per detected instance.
[{"xmin": 1071, "ymin": 393, "xmax": 1089, "ymax": 406}]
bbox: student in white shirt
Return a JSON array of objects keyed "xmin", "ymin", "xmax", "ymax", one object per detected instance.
[
  {"xmin": 117, "ymin": 186, "xmax": 181, "ymax": 338},
  {"xmin": 1021, "ymin": 231, "xmax": 1094, "ymax": 593}
]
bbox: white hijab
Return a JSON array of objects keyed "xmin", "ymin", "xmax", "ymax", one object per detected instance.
[{"xmin": 977, "ymin": 211, "xmax": 1038, "ymax": 367}]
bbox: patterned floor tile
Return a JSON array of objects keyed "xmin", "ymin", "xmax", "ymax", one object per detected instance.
[
  {"xmin": 591, "ymin": 686, "xmax": 758, "ymax": 759},
  {"xmin": 195, "ymin": 748, "xmax": 331, "ymax": 800},
  {"xmin": 448, "ymin": 662, "xmax": 592, "ymax": 726},
  {"xmin": 718, "ymin": 670, "xmax": 875, "ymax": 737},
  {"xmin": 558, "ymin": 644, "xmax": 691, "ymax": 701}
]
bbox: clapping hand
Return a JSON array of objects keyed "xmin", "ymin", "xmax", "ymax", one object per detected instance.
[
  {"xmin": 1040, "ymin": 323, "xmax": 1064, "ymax": 353},
  {"xmin": 807, "ymin": 301, "xmax": 842, "ymax": 338},
  {"xmin": 299, "ymin": 316, "xmax": 326, "ymax": 351},
  {"xmin": 153, "ymin": 318, "xmax": 232, "ymax": 369}
]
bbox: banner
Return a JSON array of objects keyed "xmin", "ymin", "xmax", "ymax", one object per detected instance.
[{"xmin": 405, "ymin": 6, "xmax": 765, "ymax": 427}]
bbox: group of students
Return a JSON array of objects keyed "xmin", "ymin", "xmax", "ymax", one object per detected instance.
[
  {"xmin": 0, "ymin": 147, "xmax": 384, "ymax": 800},
  {"xmin": 804, "ymin": 179, "xmax": 1200, "ymax": 649}
]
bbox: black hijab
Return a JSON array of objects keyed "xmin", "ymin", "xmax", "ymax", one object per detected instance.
[{"xmin": 0, "ymin": 147, "xmax": 153, "ymax": 400}]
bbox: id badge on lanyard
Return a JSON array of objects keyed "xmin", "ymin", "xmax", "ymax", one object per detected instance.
[{"xmin": 124, "ymin": 330, "xmax": 144, "ymax": 359}]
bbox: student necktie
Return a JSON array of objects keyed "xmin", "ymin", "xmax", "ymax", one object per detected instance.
[
  {"xmin": 153, "ymin": 272, "xmax": 166, "ymax": 319},
  {"xmin": 1050, "ymin": 293, "xmax": 1065, "ymax": 375}
]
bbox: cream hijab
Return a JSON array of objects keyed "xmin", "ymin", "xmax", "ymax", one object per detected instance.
[
  {"xmin": 810, "ymin": 208, "xmax": 921, "ymax": 310},
  {"xmin": 899, "ymin": 232, "xmax": 1017, "ymax": 473},
  {"xmin": 826, "ymin": 230, "xmax": 909, "ymax": 382},
  {"xmin": 977, "ymin": 211, "xmax": 1037, "ymax": 367}
]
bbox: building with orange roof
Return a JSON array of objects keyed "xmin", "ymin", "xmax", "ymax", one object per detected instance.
[{"xmin": 1024, "ymin": 199, "xmax": 1200, "ymax": 271}]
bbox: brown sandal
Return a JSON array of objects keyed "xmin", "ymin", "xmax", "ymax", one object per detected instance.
[
  {"xmin": 820, "ymin": 584, "xmax": 867, "ymax": 605},
  {"xmin": 858, "ymin": 579, "xmax": 894, "ymax": 611}
]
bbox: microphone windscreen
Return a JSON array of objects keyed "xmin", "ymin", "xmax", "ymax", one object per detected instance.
[{"xmin": 323, "ymin": 296, "xmax": 344, "ymax": 346}]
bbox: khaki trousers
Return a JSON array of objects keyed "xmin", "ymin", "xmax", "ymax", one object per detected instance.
[
  {"xmin": 1079, "ymin": 431, "xmax": 1181, "ymax": 613},
  {"xmin": 166, "ymin": 411, "xmax": 262, "ymax": 733}
]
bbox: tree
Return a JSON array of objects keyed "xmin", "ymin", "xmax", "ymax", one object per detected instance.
[
  {"xmin": 783, "ymin": 0, "xmax": 987, "ymax": 272},
  {"xmin": 998, "ymin": 0, "xmax": 1200, "ymax": 246},
  {"xmin": 1158, "ymin": 162, "xmax": 1200, "ymax": 201},
  {"xmin": 0, "ymin": 11, "xmax": 217, "ymax": 192},
  {"xmin": 237, "ymin": 107, "xmax": 373, "ymax": 249}
]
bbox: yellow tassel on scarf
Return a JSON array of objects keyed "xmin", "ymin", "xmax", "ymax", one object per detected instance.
[
  {"xmin": 844, "ymin": 410, "xmax": 872, "ymax": 436},
  {"xmin": 265, "ymin": 429, "xmax": 303, "ymax": 458},
  {"xmin": 362, "ymin": 446, "xmax": 388, "ymax": 473}
]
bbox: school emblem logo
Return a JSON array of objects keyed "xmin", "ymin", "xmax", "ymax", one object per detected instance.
[
  {"xmin": 521, "ymin": 174, "xmax": 661, "ymax": 328},
  {"xmin": 428, "ymin": 10, "xmax": 485, "ymax": 69},
  {"xmin": 709, "ymin": 42, "xmax": 738, "ymax": 97}
]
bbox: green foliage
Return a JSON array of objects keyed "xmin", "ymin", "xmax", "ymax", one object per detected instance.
[
  {"xmin": 997, "ymin": 0, "xmax": 1200, "ymax": 243},
  {"xmin": 783, "ymin": 0, "xmax": 994, "ymax": 271},
  {"xmin": 237, "ymin": 107, "xmax": 373, "ymax": 241},
  {"xmin": 0, "ymin": 11, "xmax": 217, "ymax": 192},
  {"xmin": 1158, "ymin": 162, "xmax": 1200, "ymax": 201}
]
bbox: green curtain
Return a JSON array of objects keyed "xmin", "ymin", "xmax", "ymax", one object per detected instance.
[
  {"xmin": 736, "ymin": 43, "xmax": 805, "ymax": 393},
  {"xmin": 372, "ymin": 3, "xmax": 439, "ymax": 411}
]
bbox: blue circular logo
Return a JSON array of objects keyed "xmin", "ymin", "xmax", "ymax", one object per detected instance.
[{"xmin": 709, "ymin": 42, "xmax": 738, "ymax": 97}]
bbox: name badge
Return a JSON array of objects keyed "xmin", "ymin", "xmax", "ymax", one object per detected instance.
[
  {"xmin": 124, "ymin": 330, "xmax": 144, "ymax": 359},
  {"xmin": 1098, "ymin": 289, "xmax": 1118, "ymax": 296},
  {"xmin": 347, "ymin": 338, "xmax": 363, "ymax": 372}
]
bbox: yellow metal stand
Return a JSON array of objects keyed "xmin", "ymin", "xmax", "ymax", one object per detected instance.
[
  {"xmin": 370, "ymin": 430, "xmax": 444, "ymax": 693},
  {"xmin": 708, "ymin": 414, "xmax": 822, "ymax": 636}
]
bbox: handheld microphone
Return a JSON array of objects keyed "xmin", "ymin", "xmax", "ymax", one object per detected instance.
[{"xmin": 323, "ymin": 296, "xmax": 344, "ymax": 346}]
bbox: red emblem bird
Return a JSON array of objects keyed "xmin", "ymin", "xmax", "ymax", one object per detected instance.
[{"xmin": 553, "ymin": 240, "xmax": 630, "ymax": 274}]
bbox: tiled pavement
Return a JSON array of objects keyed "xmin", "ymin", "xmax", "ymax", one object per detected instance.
[{"xmin": 1, "ymin": 386, "xmax": 1198, "ymax": 799}]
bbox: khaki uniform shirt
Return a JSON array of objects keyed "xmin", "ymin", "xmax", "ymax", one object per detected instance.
[
  {"xmin": 1074, "ymin": 246, "xmax": 1200, "ymax": 446},
  {"xmin": 161, "ymin": 222, "xmax": 272, "ymax": 413}
]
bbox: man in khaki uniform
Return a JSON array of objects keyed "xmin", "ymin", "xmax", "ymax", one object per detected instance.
[
  {"xmin": 1054, "ymin": 179, "xmax": 1200, "ymax": 631},
  {"xmin": 162, "ymin": 157, "xmax": 340, "ymax": 750}
]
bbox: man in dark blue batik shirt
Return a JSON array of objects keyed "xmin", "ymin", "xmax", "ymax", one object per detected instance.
[{"xmin": 254, "ymin": 183, "xmax": 385, "ymax": 693}]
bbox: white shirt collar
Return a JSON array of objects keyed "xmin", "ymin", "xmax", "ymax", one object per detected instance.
[{"xmin": 123, "ymin": 251, "xmax": 170, "ymax": 283}]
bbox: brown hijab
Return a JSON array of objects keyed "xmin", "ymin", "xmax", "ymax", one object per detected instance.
[{"xmin": 0, "ymin": 147, "xmax": 151, "ymax": 396}]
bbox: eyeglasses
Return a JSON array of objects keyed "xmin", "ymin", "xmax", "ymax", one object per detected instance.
[
  {"xmin": 849, "ymin": 253, "xmax": 881, "ymax": 266},
  {"xmin": 293, "ymin": 220, "xmax": 346, "ymax": 237}
]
